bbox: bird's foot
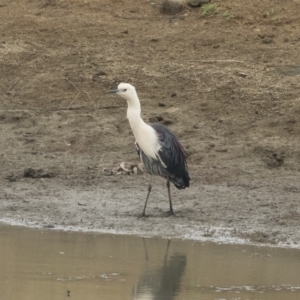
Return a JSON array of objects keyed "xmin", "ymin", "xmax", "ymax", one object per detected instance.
[
  {"xmin": 165, "ymin": 210, "xmax": 176, "ymax": 217},
  {"xmin": 138, "ymin": 212, "xmax": 149, "ymax": 218}
]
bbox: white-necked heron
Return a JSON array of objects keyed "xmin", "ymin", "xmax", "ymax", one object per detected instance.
[{"xmin": 108, "ymin": 83, "xmax": 190, "ymax": 217}]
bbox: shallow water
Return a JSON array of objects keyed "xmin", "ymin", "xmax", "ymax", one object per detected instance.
[{"xmin": 1, "ymin": 226, "xmax": 300, "ymax": 300}]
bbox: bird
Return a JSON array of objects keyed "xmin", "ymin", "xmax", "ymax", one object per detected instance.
[{"xmin": 107, "ymin": 83, "xmax": 190, "ymax": 217}]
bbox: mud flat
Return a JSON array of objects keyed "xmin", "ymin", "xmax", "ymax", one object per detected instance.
[{"xmin": 1, "ymin": 1, "xmax": 300, "ymax": 248}]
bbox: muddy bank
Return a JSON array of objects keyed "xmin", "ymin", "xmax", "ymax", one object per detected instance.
[
  {"xmin": 1, "ymin": 165, "xmax": 300, "ymax": 248},
  {"xmin": 1, "ymin": 0, "xmax": 300, "ymax": 248}
]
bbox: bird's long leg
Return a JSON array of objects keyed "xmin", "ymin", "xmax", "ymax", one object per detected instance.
[
  {"xmin": 139, "ymin": 175, "xmax": 152, "ymax": 218},
  {"xmin": 166, "ymin": 178, "xmax": 176, "ymax": 217}
]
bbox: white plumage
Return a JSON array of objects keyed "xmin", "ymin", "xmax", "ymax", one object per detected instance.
[{"xmin": 118, "ymin": 83, "xmax": 162, "ymax": 160}]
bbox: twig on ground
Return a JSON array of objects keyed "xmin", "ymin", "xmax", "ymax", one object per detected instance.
[
  {"xmin": 36, "ymin": 123, "xmax": 46, "ymax": 135},
  {"xmin": 67, "ymin": 91, "xmax": 81, "ymax": 109},
  {"xmin": 7, "ymin": 77, "xmax": 21, "ymax": 92},
  {"xmin": 49, "ymin": 105, "xmax": 124, "ymax": 111},
  {"xmin": 86, "ymin": 113, "xmax": 96, "ymax": 120},
  {"xmin": 99, "ymin": 28, "xmax": 110, "ymax": 35},
  {"xmin": 64, "ymin": 140, "xmax": 71, "ymax": 147},
  {"xmin": 98, "ymin": 105, "xmax": 126, "ymax": 109},
  {"xmin": 112, "ymin": 14, "xmax": 158, "ymax": 20},
  {"xmin": 84, "ymin": 91, "xmax": 96, "ymax": 106},
  {"xmin": 184, "ymin": 59, "xmax": 245, "ymax": 63},
  {"xmin": 65, "ymin": 78, "xmax": 81, "ymax": 91},
  {"xmin": 56, "ymin": 100, "xmax": 67, "ymax": 110}
]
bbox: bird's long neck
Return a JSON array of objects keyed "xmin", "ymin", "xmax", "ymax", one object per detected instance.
[
  {"xmin": 126, "ymin": 93, "xmax": 144, "ymax": 130},
  {"xmin": 125, "ymin": 90, "xmax": 161, "ymax": 159}
]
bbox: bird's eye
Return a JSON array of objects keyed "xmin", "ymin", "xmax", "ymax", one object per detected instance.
[{"xmin": 124, "ymin": 89, "xmax": 127, "ymax": 92}]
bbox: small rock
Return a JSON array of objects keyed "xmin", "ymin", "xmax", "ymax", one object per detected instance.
[
  {"xmin": 5, "ymin": 174, "xmax": 17, "ymax": 182},
  {"xmin": 95, "ymin": 70, "xmax": 107, "ymax": 76},
  {"xmin": 187, "ymin": 0, "xmax": 210, "ymax": 7},
  {"xmin": 287, "ymin": 118, "xmax": 296, "ymax": 124},
  {"xmin": 215, "ymin": 148, "xmax": 228, "ymax": 153},
  {"xmin": 92, "ymin": 70, "xmax": 107, "ymax": 81},
  {"xmin": 158, "ymin": 102, "xmax": 166, "ymax": 107},
  {"xmin": 24, "ymin": 168, "xmax": 55, "ymax": 178},
  {"xmin": 171, "ymin": 93, "xmax": 177, "ymax": 97},
  {"xmin": 43, "ymin": 224, "xmax": 55, "ymax": 229},
  {"xmin": 6, "ymin": 90, "xmax": 16, "ymax": 96},
  {"xmin": 103, "ymin": 168, "xmax": 113, "ymax": 176},
  {"xmin": 162, "ymin": 119, "xmax": 173, "ymax": 125},
  {"xmin": 149, "ymin": 115, "xmax": 164, "ymax": 123},
  {"xmin": 258, "ymin": 33, "xmax": 274, "ymax": 39},
  {"xmin": 262, "ymin": 37, "xmax": 273, "ymax": 44},
  {"xmin": 236, "ymin": 72, "xmax": 248, "ymax": 78},
  {"xmin": 160, "ymin": 0, "xmax": 184, "ymax": 15}
]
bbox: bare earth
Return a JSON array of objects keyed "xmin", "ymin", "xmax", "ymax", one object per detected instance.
[{"xmin": 1, "ymin": 0, "xmax": 300, "ymax": 248}]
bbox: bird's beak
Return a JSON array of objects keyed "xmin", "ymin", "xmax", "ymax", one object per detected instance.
[
  {"xmin": 106, "ymin": 89, "xmax": 119, "ymax": 94},
  {"xmin": 106, "ymin": 89, "xmax": 126, "ymax": 94}
]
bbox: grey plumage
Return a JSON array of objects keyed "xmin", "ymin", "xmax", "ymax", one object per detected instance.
[
  {"xmin": 136, "ymin": 123, "xmax": 190, "ymax": 190},
  {"xmin": 135, "ymin": 123, "xmax": 190, "ymax": 217}
]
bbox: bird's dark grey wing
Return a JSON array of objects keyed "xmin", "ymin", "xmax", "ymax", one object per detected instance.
[{"xmin": 149, "ymin": 123, "xmax": 188, "ymax": 177}]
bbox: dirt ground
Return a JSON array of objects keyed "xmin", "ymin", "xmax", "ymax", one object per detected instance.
[{"xmin": 1, "ymin": 0, "xmax": 300, "ymax": 248}]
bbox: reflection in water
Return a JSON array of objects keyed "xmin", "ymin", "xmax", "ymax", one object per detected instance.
[
  {"xmin": 133, "ymin": 239, "xmax": 186, "ymax": 300},
  {"xmin": 1, "ymin": 226, "xmax": 300, "ymax": 300}
]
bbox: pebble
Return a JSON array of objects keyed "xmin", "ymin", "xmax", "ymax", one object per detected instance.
[
  {"xmin": 149, "ymin": 115, "xmax": 163, "ymax": 123},
  {"xmin": 262, "ymin": 37, "xmax": 273, "ymax": 44},
  {"xmin": 162, "ymin": 119, "xmax": 173, "ymax": 125},
  {"xmin": 187, "ymin": 0, "xmax": 210, "ymax": 7}
]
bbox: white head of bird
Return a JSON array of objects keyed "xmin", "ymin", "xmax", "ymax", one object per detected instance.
[
  {"xmin": 108, "ymin": 83, "xmax": 141, "ymax": 121},
  {"xmin": 107, "ymin": 83, "xmax": 162, "ymax": 160},
  {"xmin": 108, "ymin": 83, "xmax": 142, "ymax": 125},
  {"xmin": 110, "ymin": 83, "xmax": 138, "ymax": 103}
]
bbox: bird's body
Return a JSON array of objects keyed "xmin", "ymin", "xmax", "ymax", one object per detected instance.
[
  {"xmin": 108, "ymin": 83, "xmax": 190, "ymax": 217},
  {"xmin": 136, "ymin": 123, "xmax": 190, "ymax": 190}
]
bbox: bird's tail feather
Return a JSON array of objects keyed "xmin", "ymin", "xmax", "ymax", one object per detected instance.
[{"xmin": 170, "ymin": 171, "xmax": 190, "ymax": 190}]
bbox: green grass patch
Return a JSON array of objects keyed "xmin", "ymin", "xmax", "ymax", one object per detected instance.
[{"xmin": 200, "ymin": 3, "xmax": 218, "ymax": 16}]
